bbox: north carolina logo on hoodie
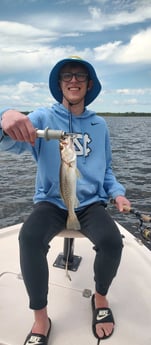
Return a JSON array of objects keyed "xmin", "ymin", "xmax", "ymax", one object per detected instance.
[{"xmin": 73, "ymin": 133, "xmax": 91, "ymax": 157}]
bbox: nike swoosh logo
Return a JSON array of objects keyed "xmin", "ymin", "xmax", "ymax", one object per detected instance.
[
  {"xmin": 26, "ymin": 335, "xmax": 43, "ymax": 345},
  {"xmin": 96, "ymin": 310, "xmax": 111, "ymax": 321},
  {"xmin": 91, "ymin": 122, "xmax": 99, "ymax": 126}
]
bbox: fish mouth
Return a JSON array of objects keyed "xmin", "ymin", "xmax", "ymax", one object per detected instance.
[{"xmin": 60, "ymin": 141, "xmax": 67, "ymax": 148}]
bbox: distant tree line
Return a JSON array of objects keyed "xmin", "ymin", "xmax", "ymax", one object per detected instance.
[
  {"xmin": 22, "ymin": 111, "xmax": 151, "ymax": 116},
  {"xmin": 97, "ymin": 112, "xmax": 151, "ymax": 116}
]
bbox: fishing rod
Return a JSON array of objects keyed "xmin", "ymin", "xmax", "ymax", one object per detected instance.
[
  {"xmin": 36, "ymin": 127, "xmax": 77, "ymax": 140},
  {"xmin": 123, "ymin": 205, "xmax": 151, "ymax": 242},
  {"xmin": 122, "ymin": 205, "xmax": 151, "ymax": 223},
  {"xmin": 0, "ymin": 127, "xmax": 78, "ymax": 142},
  {"xmin": 110, "ymin": 200, "xmax": 151, "ymax": 242}
]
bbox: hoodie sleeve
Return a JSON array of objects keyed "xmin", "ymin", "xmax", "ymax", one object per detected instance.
[
  {"xmin": 0, "ymin": 108, "xmax": 39, "ymax": 159},
  {"xmin": 103, "ymin": 126, "xmax": 125, "ymax": 198}
]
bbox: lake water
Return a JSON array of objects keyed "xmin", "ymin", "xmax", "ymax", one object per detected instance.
[{"xmin": 0, "ymin": 116, "xmax": 151, "ymax": 250}]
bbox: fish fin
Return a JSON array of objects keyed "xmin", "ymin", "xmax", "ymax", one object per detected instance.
[
  {"xmin": 74, "ymin": 197, "xmax": 80, "ymax": 208},
  {"xmin": 76, "ymin": 168, "xmax": 81, "ymax": 178},
  {"xmin": 66, "ymin": 214, "xmax": 81, "ymax": 230}
]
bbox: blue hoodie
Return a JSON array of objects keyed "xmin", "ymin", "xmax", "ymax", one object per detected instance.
[{"xmin": 0, "ymin": 103, "xmax": 125, "ymax": 209}]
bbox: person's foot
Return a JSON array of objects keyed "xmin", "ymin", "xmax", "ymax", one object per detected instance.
[
  {"xmin": 94, "ymin": 292, "xmax": 114, "ymax": 338},
  {"xmin": 23, "ymin": 318, "xmax": 51, "ymax": 345},
  {"xmin": 31, "ymin": 317, "xmax": 50, "ymax": 336}
]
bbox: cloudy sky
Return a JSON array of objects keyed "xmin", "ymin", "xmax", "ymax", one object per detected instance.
[{"xmin": 0, "ymin": 0, "xmax": 151, "ymax": 113}]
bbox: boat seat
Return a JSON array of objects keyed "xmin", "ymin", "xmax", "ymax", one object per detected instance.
[
  {"xmin": 57, "ymin": 229, "xmax": 85, "ymax": 238},
  {"xmin": 53, "ymin": 229, "xmax": 85, "ymax": 271}
]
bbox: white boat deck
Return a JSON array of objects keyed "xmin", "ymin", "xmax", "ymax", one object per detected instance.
[{"xmin": 0, "ymin": 223, "xmax": 151, "ymax": 345}]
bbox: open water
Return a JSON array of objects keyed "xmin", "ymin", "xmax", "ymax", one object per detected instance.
[{"xmin": 0, "ymin": 116, "xmax": 151, "ymax": 250}]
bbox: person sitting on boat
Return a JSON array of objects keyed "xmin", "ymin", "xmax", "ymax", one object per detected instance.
[{"xmin": 0, "ymin": 56, "xmax": 131, "ymax": 344}]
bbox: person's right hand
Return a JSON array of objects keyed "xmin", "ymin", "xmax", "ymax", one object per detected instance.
[{"xmin": 1, "ymin": 110, "xmax": 37, "ymax": 145}]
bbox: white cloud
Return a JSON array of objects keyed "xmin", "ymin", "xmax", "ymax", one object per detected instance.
[
  {"xmin": 113, "ymin": 97, "xmax": 151, "ymax": 106},
  {"xmin": 20, "ymin": 2, "xmax": 151, "ymax": 33},
  {"xmin": 86, "ymin": 4, "xmax": 151, "ymax": 31},
  {"xmin": 0, "ymin": 47, "xmax": 51, "ymax": 74},
  {"xmin": 116, "ymin": 88, "xmax": 151, "ymax": 95},
  {"xmin": 0, "ymin": 81, "xmax": 52, "ymax": 109},
  {"xmin": 113, "ymin": 98, "xmax": 138, "ymax": 105},
  {"xmin": 0, "ymin": 27, "xmax": 93, "ymax": 75},
  {"xmin": 94, "ymin": 41, "xmax": 121, "ymax": 60},
  {"xmin": 0, "ymin": 3, "xmax": 151, "ymax": 75},
  {"xmin": 94, "ymin": 28, "xmax": 151, "ymax": 64},
  {"xmin": 0, "ymin": 21, "xmax": 58, "ymax": 48},
  {"xmin": 0, "ymin": 0, "xmax": 151, "ymax": 112},
  {"xmin": 114, "ymin": 28, "xmax": 151, "ymax": 63},
  {"xmin": 1, "ymin": 21, "xmax": 150, "ymax": 77}
]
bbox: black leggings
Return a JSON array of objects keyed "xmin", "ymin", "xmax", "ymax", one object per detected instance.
[{"xmin": 19, "ymin": 201, "xmax": 123, "ymax": 310}]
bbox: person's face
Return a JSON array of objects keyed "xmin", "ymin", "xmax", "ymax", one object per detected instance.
[{"xmin": 59, "ymin": 64, "xmax": 93, "ymax": 107}]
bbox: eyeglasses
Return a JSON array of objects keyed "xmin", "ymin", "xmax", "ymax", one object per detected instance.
[{"xmin": 60, "ymin": 72, "xmax": 88, "ymax": 82}]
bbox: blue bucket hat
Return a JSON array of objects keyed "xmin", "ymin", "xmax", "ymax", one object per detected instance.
[{"xmin": 49, "ymin": 56, "xmax": 102, "ymax": 106}]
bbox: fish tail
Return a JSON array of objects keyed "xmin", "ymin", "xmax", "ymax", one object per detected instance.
[{"xmin": 66, "ymin": 213, "xmax": 81, "ymax": 230}]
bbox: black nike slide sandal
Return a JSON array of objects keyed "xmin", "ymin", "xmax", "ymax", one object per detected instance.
[{"xmin": 91, "ymin": 294, "xmax": 115, "ymax": 343}]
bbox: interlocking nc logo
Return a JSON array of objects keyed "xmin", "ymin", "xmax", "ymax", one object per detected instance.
[
  {"xmin": 26, "ymin": 335, "xmax": 43, "ymax": 345},
  {"xmin": 73, "ymin": 133, "xmax": 91, "ymax": 157}
]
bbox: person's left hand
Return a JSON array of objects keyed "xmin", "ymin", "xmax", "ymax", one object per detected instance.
[{"xmin": 114, "ymin": 195, "xmax": 131, "ymax": 212}]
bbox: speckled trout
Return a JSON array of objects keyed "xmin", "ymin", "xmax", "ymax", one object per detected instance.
[{"xmin": 60, "ymin": 136, "xmax": 81, "ymax": 230}]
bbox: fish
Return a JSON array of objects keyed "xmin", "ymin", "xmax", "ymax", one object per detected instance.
[{"xmin": 59, "ymin": 136, "xmax": 81, "ymax": 230}]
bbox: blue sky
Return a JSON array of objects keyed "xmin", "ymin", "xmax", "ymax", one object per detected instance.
[{"xmin": 0, "ymin": 0, "xmax": 151, "ymax": 113}]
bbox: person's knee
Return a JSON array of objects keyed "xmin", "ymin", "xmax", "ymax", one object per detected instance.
[
  {"xmin": 109, "ymin": 233, "xmax": 123, "ymax": 255},
  {"xmin": 95, "ymin": 231, "xmax": 123, "ymax": 258},
  {"xmin": 18, "ymin": 222, "xmax": 35, "ymax": 247}
]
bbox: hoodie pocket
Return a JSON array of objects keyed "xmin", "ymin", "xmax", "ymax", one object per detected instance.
[
  {"xmin": 77, "ymin": 180, "xmax": 98, "ymax": 203},
  {"xmin": 45, "ymin": 181, "xmax": 61, "ymax": 199}
]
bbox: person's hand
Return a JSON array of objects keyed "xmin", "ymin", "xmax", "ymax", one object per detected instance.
[
  {"xmin": 114, "ymin": 195, "xmax": 131, "ymax": 212},
  {"xmin": 1, "ymin": 110, "xmax": 36, "ymax": 145}
]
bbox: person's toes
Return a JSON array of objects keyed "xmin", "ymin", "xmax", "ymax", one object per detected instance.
[
  {"xmin": 96, "ymin": 322, "xmax": 114, "ymax": 338},
  {"xmin": 96, "ymin": 324, "xmax": 104, "ymax": 338}
]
